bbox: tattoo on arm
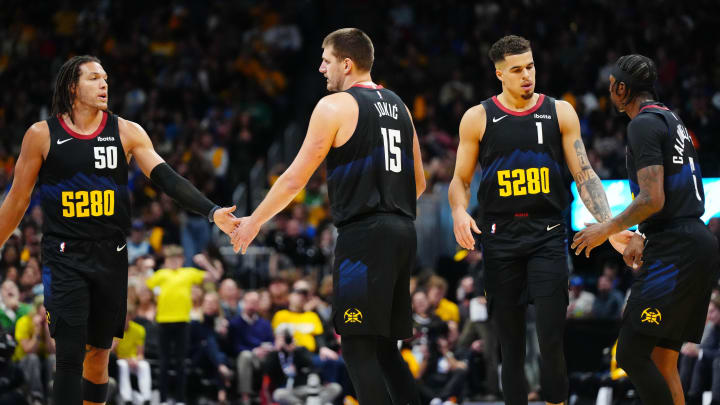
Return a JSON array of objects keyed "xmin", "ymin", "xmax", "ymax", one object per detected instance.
[
  {"xmin": 573, "ymin": 140, "xmax": 612, "ymax": 222},
  {"xmin": 609, "ymin": 165, "xmax": 664, "ymax": 232}
]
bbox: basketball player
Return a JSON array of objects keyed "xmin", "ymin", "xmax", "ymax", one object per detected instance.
[
  {"xmin": 573, "ymin": 54, "xmax": 720, "ymax": 405},
  {"xmin": 448, "ymin": 35, "xmax": 614, "ymax": 405},
  {"xmin": 231, "ymin": 28, "xmax": 424, "ymax": 405},
  {"xmin": 0, "ymin": 55, "xmax": 240, "ymax": 405}
]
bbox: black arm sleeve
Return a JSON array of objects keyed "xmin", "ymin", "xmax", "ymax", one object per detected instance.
[
  {"xmin": 627, "ymin": 114, "xmax": 666, "ymax": 170},
  {"xmin": 149, "ymin": 163, "xmax": 217, "ymax": 218}
]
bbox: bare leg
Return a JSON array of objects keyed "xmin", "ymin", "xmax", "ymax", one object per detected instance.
[{"xmin": 652, "ymin": 347, "xmax": 685, "ymax": 405}]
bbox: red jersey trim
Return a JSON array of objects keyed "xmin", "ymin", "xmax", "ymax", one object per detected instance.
[
  {"xmin": 491, "ymin": 94, "xmax": 546, "ymax": 117},
  {"xmin": 57, "ymin": 112, "xmax": 108, "ymax": 139},
  {"xmin": 352, "ymin": 83, "xmax": 384, "ymax": 89},
  {"xmin": 639, "ymin": 104, "xmax": 669, "ymax": 112}
]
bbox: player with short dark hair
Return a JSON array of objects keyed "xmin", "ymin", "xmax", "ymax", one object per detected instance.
[
  {"xmin": 449, "ymin": 35, "xmax": 614, "ymax": 405},
  {"xmin": 0, "ymin": 55, "xmax": 240, "ymax": 405},
  {"xmin": 231, "ymin": 27, "xmax": 425, "ymax": 405},
  {"xmin": 573, "ymin": 54, "xmax": 720, "ymax": 405}
]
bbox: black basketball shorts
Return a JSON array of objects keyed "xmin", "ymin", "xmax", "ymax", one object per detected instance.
[
  {"xmin": 623, "ymin": 219, "xmax": 719, "ymax": 343},
  {"xmin": 480, "ymin": 215, "xmax": 570, "ymax": 311},
  {"xmin": 42, "ymin": 235, "xmax": 129, "ymax": 349},
  {"xmin": 332, "ymin": 214, "xmax": 416, "ymax": 339}
]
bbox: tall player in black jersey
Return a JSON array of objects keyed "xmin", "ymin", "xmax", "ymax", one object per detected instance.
[
  {"xmin": 0, "ymin": 56, "xmax": 239, "ymax": 405},
  {"xmin": 449, "ymin": 35, "xmax": 614, "ymax": 405},
  {"xmin": 573, "ymin": 55, "xmax": 720, "ymax": 405},
  {"xmin": 231, "ymin": 28, "xmax": 425, "ymax": 405}
]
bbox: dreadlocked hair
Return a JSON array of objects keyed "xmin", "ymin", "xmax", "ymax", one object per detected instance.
[
  {"xmin": 612, "ymin": 54, "xmax": 658, "ymax": 106},
  {"xmin": 51, "ymin": 55, "xmax": 102, "ymax": 122}
]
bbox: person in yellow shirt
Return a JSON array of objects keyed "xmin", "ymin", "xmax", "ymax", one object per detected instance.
[
  {"xmin": 145, "ymin": 245, "xmax": 222, "ymax": 405},
  {"xmin": 426, "ymin": 275, "xmax": 460, "ymax": 324},
  {"xmin": 14, "ymin": 295, "xmax": 55, "ymax": 404},
  {"xmin": 271, "ymin": 287, "xmax": 324, "ymax": 353},
  {"xmin": 114, "ymin": 304, "xmax": 152, "ymax": 404}
]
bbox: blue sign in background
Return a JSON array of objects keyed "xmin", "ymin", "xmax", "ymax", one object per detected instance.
[{"xmin": 571, "ymin": 178, "xmax": 720, "ymax": 231}]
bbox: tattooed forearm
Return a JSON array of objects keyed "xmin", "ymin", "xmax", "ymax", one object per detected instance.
[
  {"xmin": 577, "ymin": 175, "xmax": 612, "ymax": 222},
  {"xmin": 607, "ymin": 165, "xmax": 665, "ymax": 233},
  {"xmin": 573, "ymin": 140, "xmax": 612, "ymax": 222}
]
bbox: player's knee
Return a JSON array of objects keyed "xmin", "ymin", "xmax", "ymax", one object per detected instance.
[
  {"xmin": 55, "ymin": 320, "xmax": 87, "ymax": 376},
  {"xmin": 84, "ymin": 346, "xmax": 110, "ymax": 380}
]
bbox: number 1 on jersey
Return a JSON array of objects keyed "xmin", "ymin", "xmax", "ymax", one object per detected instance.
[
  {"xmin": 535, "ymin": 122, "xmax": 543, "ymax": 144},
  {"xmin": 381, "ymin": 127, "xmax": 401, "ymax": 173}
]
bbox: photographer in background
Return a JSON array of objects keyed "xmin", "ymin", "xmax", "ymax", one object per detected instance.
[{"xmin": 265, "ymin": 330, "xmax": 341, "ymax": 405}]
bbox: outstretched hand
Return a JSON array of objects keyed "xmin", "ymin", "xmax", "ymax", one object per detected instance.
[
  {"xmin": 213, "ymin": 206, "xmax": 242, "ymax": 237},
  {"xmin": 571, "ymin": 222, "xmax": 612, "ymax": 258},
  {"xmin": 231, "ymin": 217, "xmax": 262, "ymax": 254}
]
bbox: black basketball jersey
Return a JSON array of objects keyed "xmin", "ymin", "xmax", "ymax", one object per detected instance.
[
  {"xmin": 326, "ymin": 84, "xmax": 417, "ymax": 226},
  {"xmin": 626, "ymin": 102, "xmax": 705, "ymax": 234},
  {"xmin": 38, "ymin": 112, "xmax": 131, "ymax": 240},
  {"xmin": 477, "ymin": 94, "xmax": 570, "ymax": 221}
]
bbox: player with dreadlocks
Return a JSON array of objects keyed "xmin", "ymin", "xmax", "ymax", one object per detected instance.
[
  {"xmin": 0, "ymin": 55, "xmax": 241, "ymax": 404},
  {"xmin": 573, "ymin": 54, "xmax": 720, "ymax": 405}
]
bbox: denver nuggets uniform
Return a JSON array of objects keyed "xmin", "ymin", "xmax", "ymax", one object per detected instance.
[
  {"xmin": 328, "ymin": 84, "xmax": 417, "ymax": 339},
  {"xmin": 38, "ymin": 112, "xmax": 130, "ymax": 348},
  {"xmin": 623, "ymin": 102, "xmax": 719, "ymax": 343},
  {"xmin": 477, "ymin": 94, "xmax": 571, "ymax": 307}
]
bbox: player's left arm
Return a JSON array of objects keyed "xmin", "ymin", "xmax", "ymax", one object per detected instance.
[
  {"xmin": 119, "ymin": 118, "xmax": 239, "ymax": 234},
  {"xmin": 231, "ymin": 94, "xmax": 341, "ymax": 253},
  {"xmin": 572, "ymin": 115, "xmax": 666, "ymax": 257},
  {"xmin": 404, "ymin": 105, "xmax": 426, "ymax": 198},
  {"xmin": 558, "ymin": 100, "xmax": 612, "ymax": 223}
]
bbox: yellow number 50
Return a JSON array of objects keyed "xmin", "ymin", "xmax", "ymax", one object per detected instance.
[
  {"xmin": 61, "ymin": 190, "xmax": 115, "ymax": 217},
  {"xmin": 497, "ymin": 167, "xmax": 550, "ymax": 197}
]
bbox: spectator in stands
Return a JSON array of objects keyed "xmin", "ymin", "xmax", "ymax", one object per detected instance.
[
  {"xmin": 271, "ymin": 286, "xmax": 323, "ymax": 353},
  {"xmin": 145, "ymin": 245, "xmax": 222, "ymax": 405},
  {"xmin": 0, "ymin": 280, "xmax": 31, "ymax": 333},
  {"xmin": 229, "ymin": 290, "xmax": 274, "ymax": 405},
  {"xmin": 127, "ymin": 220, "xmax": 153, "ymax": 265},
  {"xmin": 189, "ymin": 291, "xmax": 233, "ymax": 404},
  {"xmin": 427, "ymin": 275, "xmax": 460, "ymax": 324},
  {"xmin": 219, "ymin": 278, "xmax": 242, "ymax": 318},
  {"xmin": 458, "ymin": 295, "xmax": 499, "ymax": 401},
  {"xmin": 115, "ymin": 304, "xmax": 152, "ymax": 405},
  {"xmin": 268, "ymin": 279, "xmax": 290, "ymax": 313},
  {"xmin": 13, "ymin": 295, "xmax": 54, "ymax": 404},
  {"xmin": 18, "ymin": 258, "xmax": 41, "ymax": 303},
  {"xmin": 567, "ymin": 276, "xmax": 595, "ymax": 319},
  {"xmin": 680, "ymin": 296, "xmax": 720, "ymax": 404},
  {"xmin": 417, "ymin": 322, "xmax": 468, "ymax": 405},
  {"xmin": 265, "ymin": 331, "xmax": 341, "ymax": 405},
  {"xmin": 0, "ymin": 328, "xmax": 26, "ymax": 405},
  {"xmin": 592, "ymin": 275, "xmax": 625, "ymax": 319}
]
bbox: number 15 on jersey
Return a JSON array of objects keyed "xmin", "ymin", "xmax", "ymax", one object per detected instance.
[{"xmin": 381, "ymin": 127, "xmax": 401, "ymax": 173}]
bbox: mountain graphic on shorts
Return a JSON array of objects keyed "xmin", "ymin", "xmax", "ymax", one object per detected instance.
[{"xmin": 338, "ymin": 259, "xmax": 368, "ymax": 300}]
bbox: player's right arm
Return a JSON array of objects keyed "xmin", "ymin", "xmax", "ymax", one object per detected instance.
[
  {"xmin": 0, "ymin": 122, "xmax": 49, "ymax": 248},
  {"xmin": 118, "ymin": 118, "xmax": 239, "ymax": 235},
  {"xmin": 449, "ymin": 105, "xmax": 485, "ymax": 250}
]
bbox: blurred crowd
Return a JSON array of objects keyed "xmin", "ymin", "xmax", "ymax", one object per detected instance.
[{"xmin": 1, "ymin": 0, "xmax": 720, "ymax": 404}]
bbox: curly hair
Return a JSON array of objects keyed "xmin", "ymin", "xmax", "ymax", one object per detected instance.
[{"xmin": 488, "ymin": 35, "xmax": 532, "ymax": 64}]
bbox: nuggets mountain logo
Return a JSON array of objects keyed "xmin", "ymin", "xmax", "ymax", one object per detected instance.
[
  {"xmin": 344, "ymin": 308, "xmax": 363, "ymax": 324},
  {"xmin": 640, "ymin": 308, "xmax": 661, "ymax": 325}
]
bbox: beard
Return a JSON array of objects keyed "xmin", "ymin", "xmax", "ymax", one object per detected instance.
[{"xmin": 521, "ymin": 91, "xmax": 534, "ymax": 100}]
